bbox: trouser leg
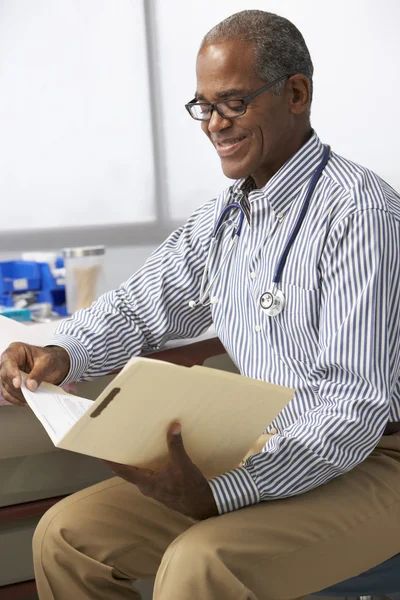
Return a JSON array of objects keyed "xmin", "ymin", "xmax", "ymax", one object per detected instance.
[
  {"xmin": 33, "ymin": 476, "xmax": 195, "ymax": 600},
  {"xmin": 154, "ymin": 435, "xmax": 400, "ymax": 600}
]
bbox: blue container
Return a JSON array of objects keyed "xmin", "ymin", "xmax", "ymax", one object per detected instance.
[
  {"xmin": 36, "ymin": 259, "xmax": 66, "ymax": 313},
  {"xmin": 0, "ymin": 261, "xmax": 41, "ymax": 294},
  {"xmin": 38, "ymin": 260, "xmax": 65, "ymax": 291},
  {"xmin": 0, "ymin": 294, "xmax": 14, "ymax": 307}
]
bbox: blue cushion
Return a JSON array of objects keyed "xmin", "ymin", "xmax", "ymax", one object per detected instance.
[{"xmin": 314, "ymin": 553, "xmax": 400, "ymax": 596}]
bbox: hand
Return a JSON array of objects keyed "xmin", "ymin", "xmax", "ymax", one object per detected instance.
[
  {"xmin": 0, "ymin": 343, "xmax": 70, "ymax": 406},
  {"xmin": 103, "ymin": 423, "xmax": 219, "ymax": 520}
]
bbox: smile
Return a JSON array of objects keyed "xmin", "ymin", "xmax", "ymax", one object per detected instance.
[{"xmin": 215, "ymin": 136, "xmax": 246, "ymax": 157}]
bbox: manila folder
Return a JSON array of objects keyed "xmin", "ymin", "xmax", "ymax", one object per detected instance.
[{"xmin": 25, "ymin": 357, "xmax": 294, "ymax": 478}]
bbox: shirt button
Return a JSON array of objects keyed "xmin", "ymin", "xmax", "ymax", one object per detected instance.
[
  {"xmin": 276, "ymin": 212, "xmax": 284, "ymax": 221},
  {"xmin": 250, "ymin": 271, "xmax": 257, "ymax": 279},
  {"xmin": 210, "ymin": 296, "xmax": 219, "ymax": 305},
  {"xmin": 269, "ymin": 427, "xmax": 278, "ymax": 435},
  {"xmin": 255, "ymin": 325, "xmax": 262, "ymax": 332}
]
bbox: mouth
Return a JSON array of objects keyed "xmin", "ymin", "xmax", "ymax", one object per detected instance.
[{"xmin": 214, "ymin": 136, "xmax": 246, "ymax": 157}]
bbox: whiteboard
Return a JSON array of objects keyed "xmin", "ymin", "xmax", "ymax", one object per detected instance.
[
  {"xmin": 153, "ymin": 0, "xmax": 400, "ymax": 220},
  {"xmin": 0, "ymin": 0, "xmax": 155, "ymax": 231}
]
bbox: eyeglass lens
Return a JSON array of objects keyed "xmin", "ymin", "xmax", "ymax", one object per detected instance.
[{"xmin": 189, "ymin": 99, "xmax": 246, "ymax": 120}]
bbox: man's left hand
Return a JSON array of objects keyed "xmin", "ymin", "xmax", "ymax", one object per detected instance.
[{"xmin": 103, "ymin": 423, "xmax": 219, "ymax": 520}]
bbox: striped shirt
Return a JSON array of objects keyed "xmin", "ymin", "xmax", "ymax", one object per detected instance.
[{"xmin": 52, "ymin": 131, "xmax": 400, "ymax": 515}]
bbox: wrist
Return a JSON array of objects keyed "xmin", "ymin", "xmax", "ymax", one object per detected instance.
[{"xmin": 46, "ymin": 335, "xmax": 90, "ymax": 384}]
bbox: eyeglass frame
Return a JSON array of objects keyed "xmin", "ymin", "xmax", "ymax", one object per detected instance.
[{"xmin": 185, "ymin": 74, "xmax": 292, "ymax": 121}]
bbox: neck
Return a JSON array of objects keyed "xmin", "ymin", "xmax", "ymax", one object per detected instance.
[{"xmin": 253, "ymin": 126, "xmax": 313, "ymax": 188}]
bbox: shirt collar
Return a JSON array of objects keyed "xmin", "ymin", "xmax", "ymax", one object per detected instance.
[{"xmin": 231, "ymin": 131, "xmax": 327, "ymax": 217}]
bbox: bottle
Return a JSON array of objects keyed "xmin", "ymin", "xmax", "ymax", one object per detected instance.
[{"xmin": 62, "ymin": 246, "xmax": 105, "ymax": 315}]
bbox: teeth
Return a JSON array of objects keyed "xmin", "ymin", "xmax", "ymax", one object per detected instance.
[{"xmin": 219, "ymin": 137, "xmax": 244, "ymax": 146}]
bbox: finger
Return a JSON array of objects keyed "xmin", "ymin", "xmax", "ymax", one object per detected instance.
[
  {"xmin": 2, "ymin": 380, "xmax": 26, "ymax": 404},
  {"xmin": 26, "ymin": 354, "xmax": 53, "ymax": 391},
  {"xmin": 0, "ymin": 347, "xmax": 24, "ymax": 389},
  {"xmin": 0, "ymin": 384, "xmax": 27, "ymax": 407},
  {"xmin": 167, "ymin": 422, "xmax": 190, "ymax": 465}
]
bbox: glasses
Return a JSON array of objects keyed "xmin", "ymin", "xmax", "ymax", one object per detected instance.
[{"xmin": 185, "ymin": 74, "xmax": 290, "ymax": 121}]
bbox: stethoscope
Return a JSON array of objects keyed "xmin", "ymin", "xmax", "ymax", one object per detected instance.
[{"xmin": 189, "ymin": 145, "xmax": 331, "ymax": 317}]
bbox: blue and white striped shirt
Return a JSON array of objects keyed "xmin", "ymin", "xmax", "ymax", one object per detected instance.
[{"xmin": 52, "ymin": 132, "xmax": 400, "ymax": 515}]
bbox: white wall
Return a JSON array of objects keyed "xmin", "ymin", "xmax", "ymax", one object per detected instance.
[
  {"xmin": 154, "ymin": 0, "xmax": 400, "ymax": 220},
  {"xmin": 0, "ymin": 0, "xmax": 155, "ymax": 232}
]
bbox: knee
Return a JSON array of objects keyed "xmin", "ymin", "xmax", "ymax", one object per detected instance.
[
  {"xmin": 33, "ymin": 499, "xmax": 79, "ymax": 567},
  {"xmin": 154, "ymin": 521, "xmax": 239, "ymax": 599},
  {"xmin": 157, "ymin": 520, "xmax": 219, "ymax": 580}
]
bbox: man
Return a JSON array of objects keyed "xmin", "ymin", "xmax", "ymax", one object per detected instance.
[{"xmin": 1, "ymin": 9, "xmax": 400, "ymax": 600}]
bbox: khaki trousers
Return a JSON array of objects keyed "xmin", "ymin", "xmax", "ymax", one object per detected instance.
[{"xmin": 33, "ymin": 434, "xmax": 400, "ymax": 600}]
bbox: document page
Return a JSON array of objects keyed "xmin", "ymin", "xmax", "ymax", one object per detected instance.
[{"xmin": 21, "ymin": 378, "xmax": 93, "ymax": 445}]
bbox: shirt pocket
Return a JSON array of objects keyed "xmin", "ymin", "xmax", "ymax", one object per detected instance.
[{"xmin": 264, "ymin": 282, "xmax": 320, "ymax": 365}]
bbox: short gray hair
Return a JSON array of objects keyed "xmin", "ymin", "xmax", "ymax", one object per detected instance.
[{"xmin": 201, "ymin": 10, "xmax": 314, "ymax": 103}]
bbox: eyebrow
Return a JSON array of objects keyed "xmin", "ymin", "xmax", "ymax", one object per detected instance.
[{"xmin": 195, "ymin": 88, "xmax": 249, "ymax": 102}]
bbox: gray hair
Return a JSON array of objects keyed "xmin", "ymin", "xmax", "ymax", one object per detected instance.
[{"xmin": 201, "ymin": 10, "xmax": 314, "ymax": 104}]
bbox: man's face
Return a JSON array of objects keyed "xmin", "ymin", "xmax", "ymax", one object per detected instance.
[{"xmin": 196, "ymin": 40, "xmax": 296, "ymax": 188}]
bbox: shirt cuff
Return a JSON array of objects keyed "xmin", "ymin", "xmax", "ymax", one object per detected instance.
[
  {"xmin": 208, "ymin": 466, "xmax": 261, "ymax": 514},
  {"xmin": 46, "ymin": 334, "xmax": 90, "ymax": 385}
]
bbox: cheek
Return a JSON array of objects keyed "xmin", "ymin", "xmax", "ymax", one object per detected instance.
[
  {"xmin": 201, "ymin": 122, "xmax": 210, "ymax": 138},
  {"xmin": 255, "ymin": 118, "xmax": 279, "ymax": 154},
  {"xmin": 246, "ymin": 126, "xmax": 265, "ymax": 157}
]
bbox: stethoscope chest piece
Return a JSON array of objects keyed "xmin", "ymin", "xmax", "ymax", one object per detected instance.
[{"xmin": 260, "ymin": 288, "xmax": 285, "ymax": 317}]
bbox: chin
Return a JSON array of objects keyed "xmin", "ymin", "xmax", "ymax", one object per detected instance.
[{"xmin": 220, "ymin": 159, "xmax": 252, "ymax": 181}]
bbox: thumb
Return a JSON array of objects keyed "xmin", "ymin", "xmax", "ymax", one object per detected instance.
[
  {"xmin": 167, "ymin": 423, "xmax": 190, "ymax": 465},
  {"xmin": 26, "ymin": 354, "xmax": 52, "ymax": 392}
]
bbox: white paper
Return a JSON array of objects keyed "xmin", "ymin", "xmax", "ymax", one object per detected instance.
[
  {"xmin": 21, "ymin": 377, "xmax": 93, "ymax": 445},
  {"xmin": 0, "ymin": 314, "xmax": 47, "ymax": 350}
]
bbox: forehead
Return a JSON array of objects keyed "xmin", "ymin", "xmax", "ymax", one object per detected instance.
[{"xmin": 196, "ymin": 40, "xmax": 262, "ymax": 98}]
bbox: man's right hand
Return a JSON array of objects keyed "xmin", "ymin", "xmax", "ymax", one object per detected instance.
[{"xmin": 0, "ymin": 343, "xmax": 70, "ymax": 406}]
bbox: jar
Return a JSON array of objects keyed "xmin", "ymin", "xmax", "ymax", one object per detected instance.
[{"xmin": 62, "ymin": 246, "xmax": 105, "ymax": 314}]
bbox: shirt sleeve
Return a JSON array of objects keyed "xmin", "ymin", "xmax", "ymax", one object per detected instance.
[
  {"xmin": 209, "ymin": 207, "xmax": 400, "ymax": 513},
  {"xmin": 50, "ymin": 200, "xmax": 216, "ymax": 384}
]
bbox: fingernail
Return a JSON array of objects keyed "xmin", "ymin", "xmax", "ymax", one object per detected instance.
[
  {"xmin": 27, "ymin": 379, "xmax": 38, "ymax": 392},
  {"xmin": 172, "ymin": 423, "xmax": 181, "ymax": 435},
  {"xmin": 12, "ymin": 377, "xmax": 20, "ymax": 388}
]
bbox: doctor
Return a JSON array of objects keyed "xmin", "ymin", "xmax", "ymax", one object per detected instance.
[{"xmin": 2, "ymin": 9, "xmax": 400, "ymax": 600}]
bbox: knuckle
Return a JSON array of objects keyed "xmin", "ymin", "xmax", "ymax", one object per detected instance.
[
  {"xmin": 0, "ymin": 366, "xmax": 13, "ymax": 385},
  {"xmin": 1, "ymin": 343, "xmax": 21, "ymax": 364},
  {"xmin": 0, "ymin": 349, "xmax": 11, "ymax": 365},
  {"xmin": 6, "ymin": 342, "xmax": 22, "ymax": 355},
  {"xmin": 37, "ymin": 351, "xmax": 53, "ymax": 368}
]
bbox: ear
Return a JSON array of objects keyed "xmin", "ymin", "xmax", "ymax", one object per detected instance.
[{"xmin": 287, "ymin": 74, "xmax": 311, "ymax": 115}]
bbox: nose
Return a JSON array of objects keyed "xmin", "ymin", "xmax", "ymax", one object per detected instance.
[{"xmin": 206, "ymin": 109, "xmax": 231, "ymax": 134}]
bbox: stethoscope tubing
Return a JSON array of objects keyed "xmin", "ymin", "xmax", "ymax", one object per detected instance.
[
  {"xmin": 212, "ymin": 201, "xmax": 245, "ymax": 238},
  {"xmin": 272, "ymin": 144, "xmax": 331, "ymax": 284}
]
